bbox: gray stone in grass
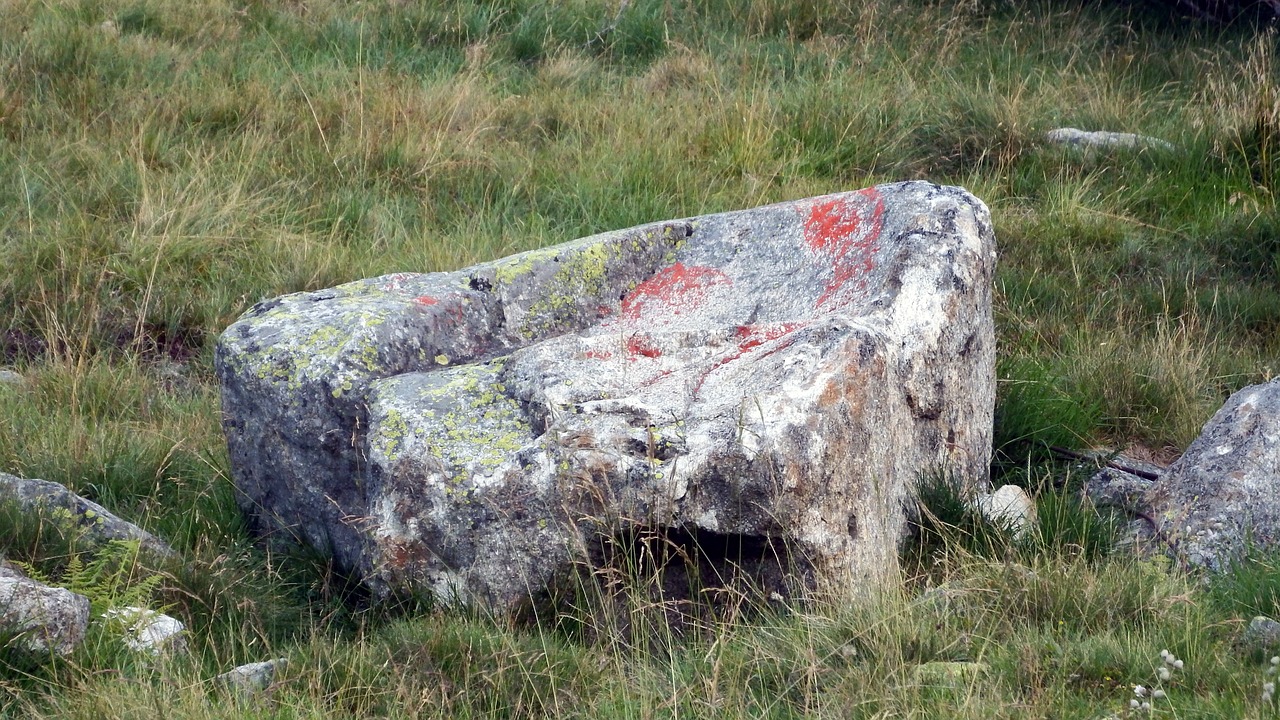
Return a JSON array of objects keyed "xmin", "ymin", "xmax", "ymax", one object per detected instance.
[
  {"xmin": 217, "ymin": 181, "xmax": 998, "ymax": 614},
  {"xmin": 215, "ymin": 658, "xmax": 289, "ymax": 695},
  {"xmin": 101, "ymin": 606, "xmax": 187, "ymax": 656},
  {"xmin": 0, "ymin": 561, "xmax": 91, "ymax": 656},
  {"xmin": 1046, "ymin": 127, "xmax": 1176, "ymax": 152},
  {"xmin": 0, "ymin": 473, "xmax": 176, "ymax": 559},
  {"xmin": 0, "ymin": 370, "xmax": 22, "ymax": 386},
  {"xmin": 1145, "ymin": 376, "xmax": 1280, "ymax": 570},
  {"xmin": 1084, "ymin": 467, "xmax": 1155, "ymax": 515},
  {"xmin": 1242, "ymin": 616, "xmax": 1280, "ymax": 654}
]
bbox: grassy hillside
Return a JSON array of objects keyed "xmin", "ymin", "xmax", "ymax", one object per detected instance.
[{"xmin": 1, "ymin": 0, "xmax": 1278, "ymax": 717}]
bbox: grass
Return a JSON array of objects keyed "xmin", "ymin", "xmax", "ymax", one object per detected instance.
[{"xmin": 2, "ymin": 0, "xmax": 1280, "ymax": 716}]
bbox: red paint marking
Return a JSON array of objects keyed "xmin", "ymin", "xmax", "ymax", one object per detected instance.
[
  {"xmin": 803, "ymin": 188, "xmax": 885, "ymax": 310},
  {"xmin": 413, "ymin": 295, "xmax": 439, "ymax": 306},
  {"xmin": 693, "ymin": 322, "xmax": 803, "ymax": 394},
  {"xmin": 585, "ymin": 349, "xmax": 614, "ymax": 360},
  {"xmin": 626, "ymin": 334, "xmax": 662, "ymax": 359},
  {"xmin": 621, "ymin": 263, "xmax": 732, "ymax": 320}
]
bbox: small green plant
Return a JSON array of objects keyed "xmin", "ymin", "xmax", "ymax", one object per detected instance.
[{"xmin": 17, "ymin": 539, "xmax": 164, "ymax": 618}]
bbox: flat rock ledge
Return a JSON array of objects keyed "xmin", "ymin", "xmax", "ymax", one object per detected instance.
[{"xmin": 217, "ymin": 181, "xmax": 997, "ymax": 613}]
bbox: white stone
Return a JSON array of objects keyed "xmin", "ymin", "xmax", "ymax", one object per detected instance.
[
  {"xmin": 216, "ymin": 658, "xmax": 288, "ymax": 695},
  {"xmin": 1046, "ymin": 127, "xmax": 1175, "ymax": 152},
  {"xmin": 974, "ymin": 484, "xmax": 1036, "ymax": 537},
  {"xmin": 102, "ymin": 606, "xmax": 186, "ymax": 655}
]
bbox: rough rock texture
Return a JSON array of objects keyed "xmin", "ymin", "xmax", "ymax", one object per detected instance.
[
  {"xmin": 216, "ymin": 658, "xmax": 288, "ymax": 695},
  {"xmin": 0, "ymin": 561, "xmax": 91, "ymax": 655},
  {"xmin": 1146, "ymin": 377, "xmax": 1280, "ymax": 570},
  {"xmin": 1242, "ymin": 616, "xmax": 1280, "ymax": 654},
  {"xmin": 1085, "ymin": 467, "xmax": 1156, "ymax": 515},
  {"xmin": 102, "ymin": 606, "xmax": 187, "ymax": 655},
  {"xmin": 217, "ymin": 181, "xmax": 997, "ymax": 612},
  {"xmin": 0, "ymin": 369, "xmax": 22, "ymax": 386},
  {"xmin": 1046, "ymin": 128, "xmax": 1175, "ymax": 152},
  {"xmin": 0, "ymin": 473, "xmax": 175, "ymax": 559}
]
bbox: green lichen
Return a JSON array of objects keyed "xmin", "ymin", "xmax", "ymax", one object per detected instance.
[
  {"xmin": 373, "ymin": 407, "xmax": 410, "ymax": 461},
  {"xmin": 375, "ymin": 361, "xmax": 530, "ymax": 479},
  {"xmin": 520, "ymin": 240, "xmax": 624, "ymax": 338}
]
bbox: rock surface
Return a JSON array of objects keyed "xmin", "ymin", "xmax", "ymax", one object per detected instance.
[
  {"xmin": 1046, "ymin": 127, "xmax": 1175, "ymax": 152},
  {"xmin": 0, "ymin": 561, "xmax": 91, "ymax": 655},
  {"xmin": 1242, "ymin": 616, "xmax": 1280, "ymax": 654},
  {"xmin": 0, "ymin": 472, "xmax": 175, "ymax": 559},
  {"xmin": 216, "ymin": 658, "xmax": 288, "ymax": 695},
  {"xmin": 911, "ymin": 661, "xmax": 989, "ymax": 687},
  {"xmin": 1084, "ymin": 467, "xmax": 1156, "ymax": 515},
  {"xmin": 974, "ymin": 484, "xmax": 1036, "ymax": 537},
  {"xmin": 1146, "ymin": 377, "xmax": 1280, "ymax": 570},
  {"xmin": 102, "ymin": 606, "xmax": 187, "ymax": 655},
  {"xmin": 217, "ymin": 181, "xmax": 997, "ymax": 612}
]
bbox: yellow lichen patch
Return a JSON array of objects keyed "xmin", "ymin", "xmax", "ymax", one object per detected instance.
[
  {"xmin": 373, "ymin": 360, "xmax": 530, "ymax": 479},
  {"xmin": 520, "ymin": 240, "xmax": 624, "ymax": 337}
]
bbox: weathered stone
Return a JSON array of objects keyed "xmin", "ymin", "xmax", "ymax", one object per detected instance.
[
  {"xmin": 215, "ymin": 658, "xmax": 288, "ymax": 695},
  {"xmin": 217, "ymin": 181, "xmax": 997, "ymax": 613},
  {"xmin": 0, "ymin": 473, "xmax": 176, "ymax": 559},
  {"xmin": 1242, "ymin": 616, "xmax": 1280, "ymax": 654},
  {"xmin": 102, "ymin": 606, "xmax": 186, "ymax": 655},
  {"xmin": 0, "ymin": 562, "xmax": 91, "ymax": 655},
  {"xmin": 973, "ymin": 484, "xmax": 1035, "ymax": 537},
  {"xmin": 1145, "ymin": 377, "xmax": 1280, "ymax": 570},
  {"xmin": 0, "ymin": 369, "xmax": 22, "ymax": 386},
  {"xmin": 1046, "ymin": 127, "xmax": 1175, "ymax": 152},
  {"xmin": 1084, "ymin": 468, "xmax": 1155, "ymax": 515}
]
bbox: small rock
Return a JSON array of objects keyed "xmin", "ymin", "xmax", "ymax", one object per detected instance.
[
  {"xmin": 911, "ymin": 661, "xmax": 988, "ymax": 686},
  {"xmin": 0, "ymin": 570, "xmax": 91, "ymax": 656},
  {"xmin": 215, "ymin": 658, "xmax": 288, "ymax": 695},
  {"xmin": 99, "ymin": 20, "xmax": 119, "ymax": 37},
  {"xmin": 1046, "ymin": 127, "xmax": 1175, "ymax": 152},
  {"xmin": 974, "ymin": 484, "xmax": 1036, "ymax": 537},
  {"xmin": 1243, "ymin": 616, "xmax": 1280, "ymax": 654},
  {"xmin": 0, "ymin": 370, "xmax": 22, "ymax": 386},
  {"xmin": 102, "ymin": 606, "xmax": 186, "ymax": 655},
  {"xmin": 0, "ymin": 473, "xmax": 176, "ymax": 559},
  {"xmin": 1084, "ymin": 467, "xmax": 1154, "ymax": 514}
]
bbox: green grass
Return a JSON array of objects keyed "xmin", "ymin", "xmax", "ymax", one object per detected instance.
[{"xmin": 2, "ymin": 0, "xmax": 1280, "ymax": 716}]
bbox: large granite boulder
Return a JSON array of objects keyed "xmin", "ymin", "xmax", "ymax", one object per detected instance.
[
  {"xmin": 1147, "ymin": 377, "xmax": 1280, "ymax": 570},
  {"xmin": 217, "ymin": 181, "xmax": 996, "ymax": 612}
]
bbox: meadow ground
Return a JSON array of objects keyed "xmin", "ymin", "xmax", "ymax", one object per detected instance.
[{"xmin": 1, "ymin": 0, "xmax": 1279, "ymax": 717}]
